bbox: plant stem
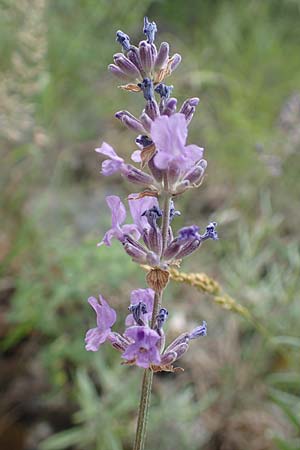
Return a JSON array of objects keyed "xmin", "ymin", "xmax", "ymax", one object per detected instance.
[{"xmin": 133, "ymin": 193, "xmax": 171, "ymax": 450}]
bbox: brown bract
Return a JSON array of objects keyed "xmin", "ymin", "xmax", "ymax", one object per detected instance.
[
  {"xmin": 128, "ymin": 190, "xmax": 158, "ymax": 200},
  {"xmin": 151, "ymin": 364, "xmax": 184, "ymax": 373},
  {"xmin": 118, "ymin": 83, "xmax": 142, "ymax": 92},
  {"xmin": 146, "ymin": 267, "xmax": 169, "ymax": 292},
  {"xmin": 140, "ymin": 143, "xmax": 156, "ymax": 169}
]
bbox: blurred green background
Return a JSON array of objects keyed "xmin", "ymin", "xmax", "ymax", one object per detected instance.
[{"xmin": 1, "ymin": 0, "xmax": 300, "ymax": 449}]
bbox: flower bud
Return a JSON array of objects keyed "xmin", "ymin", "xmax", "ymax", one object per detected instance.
[
  {"xmin": 125, "ymin": 166, "xmax": 155, "ymax": 186},
  {"xmin": 154, "ymin": 42, "xmax": 169, "ymax": 71},
  {"xmin": 115, "ymin": 110, "xmax": 146, "ymax": 133},
  {"xmin": 139, "ymin": 41, "xmax": 154, "ymax": 73},
  {"xmin": 145, "ymin": 99, "xmax": 160, "ymax": 120},
  {"xmin": 116, "ymin": 30, "xmax": 131, "ymax": 52},
  {"xmin": 108, "ymin": 64, "xmax": 129, "ymax": 81},
  {"xmin": 114, "ymin": 53, "xmax": 141, "ymax": 79},
  {"xmin": 170, "ymin": 53, "xmax": 181, "ymax": 72},
  {"xmin": 139, "ymin": 112, "xmax": 153, "ymax": 132},
  {"xmin": 161, "ymin": 97, "xmax": 177, "ymax": 116},
  {"xmin": 124, "ymin": 243, "xmax": 147, "ymax": 263}
]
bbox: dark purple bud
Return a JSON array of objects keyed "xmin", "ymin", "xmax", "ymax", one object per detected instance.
[
  {"xmin": 143, "ymin": 16, "xmax": 157, "ymax": 44},
  {"xmin": 166, "ymin": 225, "xmax": 201, "ymax": 260},
  {"xmin": 170, "ymin": 53, "xmax": 182, "ymax": 71},
  {"xmin": 156, "ymin": 308, "xmax": 169, "ymax": 330},
  {"xmin": 108, "ymin": 64, "xmax": 129, "ymax": 81},
  {"xmin": 116, "ymin": 30, "xmax": 131, "ymax": 52},
  {"xmin": 161, "ymin": 97, "xmax": 177, "ymax": 116},
  {"xmin": 114, "ymin": 53, "xmax": 141, "ymax": 79},
  {"xmin": 180, "ymin": 97, "xmax": 200, "ymax": 115},
  {"xmin": 201, "ymin": 222, "xmax": 218, "ymax": 241},
  {"xmin": 138, "ymin": 78, "xmax": 155, "ymax": 101},
  {"xmin": 142, "ymin": 205, "xmax": 162, "ymax": 227},
  {"xmin": 145, "ymin": 99, "xmax": 160, "ymax": 120},
  {"xmin": 136, "ymin": 135, "xmax": 153, "ymax": 148},
  {"xmin": 128, "ymin": 301, "xmax": 148, "ymax": 326},
  {"xmin": 180, "ymin": 97, "xmax": 200, "ymax": 124},
  {"xmin": 142, "ymin": 206, "xmax": 163, "ymax": 254},
  {"xmin": 125, "ymin": 166, "xmax": 155, "ymax": 186},
  {"xmin": 178, "ymin": 225, "xmax": 200, "ymax": 240},
  {"xmin": 189, "ymin": 321, "xmax": 207, "ymax": 339},
  {"xmin": 127, "ymin": 47, "xmax": 145, "ymax": 78},
  {"xmin": 148, "ymin": 154, "xmax": 164, "ymax": 182},
  {"xmin": 154, "ymin": 42, "xmax": 169, "ymax": 71},
  {"xmin": 155, "ymin": 83, "xmax": 173, "ymax": 100}
]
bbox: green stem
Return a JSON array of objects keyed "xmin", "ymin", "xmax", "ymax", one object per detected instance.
[{"xmin": 133, "ymin": 193, "xmax": 171, "ymax": 450}]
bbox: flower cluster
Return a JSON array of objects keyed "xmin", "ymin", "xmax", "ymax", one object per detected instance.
[
  {"xmin": 85, "ymin": 17, "xmax": 218, "ymax": 371},
  {"xmin": 85, "ymin": 289, "xmax": 207, "ymax": 371}
]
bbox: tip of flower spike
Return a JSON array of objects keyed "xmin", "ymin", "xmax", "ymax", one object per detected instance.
[{"xmin": 143, "ymin": 17, "xmax": 157, "ymax": 44}]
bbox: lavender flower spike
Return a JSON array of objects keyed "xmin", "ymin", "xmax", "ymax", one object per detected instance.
[
  {"xmin": 122, "ymin": 326, "xmax": 161, "ymax": 368},
  {"xmin": 85, "ymin": 295, "xmax": 117, "ymax": 351}
]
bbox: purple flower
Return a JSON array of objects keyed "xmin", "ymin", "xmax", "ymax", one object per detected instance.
[
  {"xmin": 122, "ymin": 326, "xmax": 161, "ymax": 368},
  {"xmin": 98, "ymin": 196, "xmax": 140, "ymax": 246},
  {"xmin": 85, "ymin": 295, "xmax": 117, "ymax": 351},
  {"xmin": 99, "ymin": 195, "xmax": 159, "ymax": 248},
  {"xmin": 128, "ymin": 194, "xmax": 159, "ymax": 234},
  {"xmin": 125, "ymin": 288, "xmax": 155, "ymax": 326},
  {"xmin": 95, "ymin": 142, "xmax": 126, "ymax": 176},
  {"xmin": 96, "ymin": 142, "xmax": 155, "ymax": 187},
  {"xmin": 151, "ymin": 113, "xmax": 204, "ymax": 171}
]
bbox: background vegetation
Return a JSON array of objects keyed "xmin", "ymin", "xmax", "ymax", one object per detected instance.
[{"xmin": 1, "ymin": 1, "xmax": 300, "ymax": 449}]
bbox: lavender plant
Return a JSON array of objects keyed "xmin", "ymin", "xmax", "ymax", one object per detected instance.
[{"xmin": 85, "ymin": 17, "xmax": 218, "ymax": 450}]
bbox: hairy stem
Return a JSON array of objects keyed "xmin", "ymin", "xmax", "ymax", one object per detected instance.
[{"xmin": 133, "ymin": 194, "xmax": 171, "ymax": 450}]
